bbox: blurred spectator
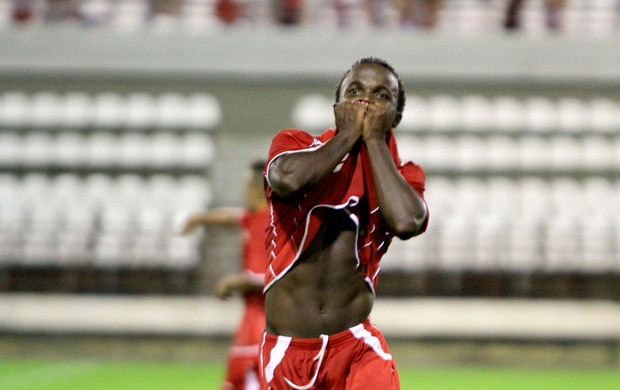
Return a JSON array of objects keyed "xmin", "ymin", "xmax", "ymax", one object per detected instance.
[
  {"xmin": 45, "ymin": 0, "xmax": 84, "ymax": 22},
  {"xmin": 395, "ymin": 0, "xmax": 441, "ymax": 30},
  {"xmin": 12, "ymin": 0, "xmax": 33, "ymax": 23},
  {"xmin": 334, "ymin": 0, "xmax": 385, "ymax": 29},
  {"xmin": 148, "ymin": 0, "xmax": 182, "ymax": 26},
  {"xmin": 273, "ymin": 0, "xmax": 303, "ymax": 25},
  {"xmin": 12, "ymin": 0, "xmax": 96, "ymax": 24},
  {"xmin": 215, "ymin": 0, "xmax": 247, "ymax": 25},
  {"xmin": 504, "ymin": 0, "xmax": 566, "ymax": 32}
]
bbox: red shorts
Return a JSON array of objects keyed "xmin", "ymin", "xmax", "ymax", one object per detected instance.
[
  {"xmin": 260, "ymin": 319, "xmax": 399, "ymax": 390},
  {"xmin": 223, "ymin": 304, "xmax": 266, "ymax": 390}
]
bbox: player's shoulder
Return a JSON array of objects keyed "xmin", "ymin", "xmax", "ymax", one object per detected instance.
[
  {"xmin": 272, "ymin": 128, "xmax": 334, "ymax": 148},
  {"xmin": 275, "ymin": 128, "xmax": 311, "ymax": 138}
]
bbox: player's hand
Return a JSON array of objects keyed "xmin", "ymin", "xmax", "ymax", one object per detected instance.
[
  {"xmin": 216, "ymin": 275, "xmax": 237, "ymax": 299},
  {"xmin": 333, "ymin": 101, "xmax": 366, "ymax": 140},
  {"xmin": 362, "ymin": 102, "xmax": 394, "ymax": 142},
  {"xmin": 179, "ymin": 218, "xmax": 199, "ymax": 235}
]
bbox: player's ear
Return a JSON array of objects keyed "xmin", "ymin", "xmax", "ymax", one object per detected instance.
[{"xmin": 392, "ymin": 112, "xmax": 402, "ymax": 128}]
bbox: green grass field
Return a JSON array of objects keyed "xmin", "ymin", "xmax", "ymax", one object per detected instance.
[{"xmin": 0, "ymin": 359, "xmax": 618, "ymax": 390}]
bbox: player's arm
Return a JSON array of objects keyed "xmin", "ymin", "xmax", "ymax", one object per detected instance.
[
  {"xmin": 216, "ymin": 272, "xmax": 264, "ymax": 299},
  {"xmin": 365, "ymin": 138, "xmax": 427, "ymax": 239},
  {"xmin": 179, "ymin": 208, "xmax": 242, "ymax": 234},
  {"xmin": 268, "ymin": 102, "xmax": 365, "ymax": 199},
  {"xmin": 363, "ymin": 106, "xmax": 427, "ymax": 239}
]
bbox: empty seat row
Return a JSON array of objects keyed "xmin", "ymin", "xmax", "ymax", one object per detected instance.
[
  {"xmin": 0, "ymin": 91, "xmax": 221, "ymax": 130},
  {"xmin": 0, "ymin": 130, "xmax": 215, "ymax": 169},
  {"xmin": 381, "ymin": 176, "xmax": 620, "ymax": 273},
  {"xmin": 397, "ymin": 134, "xmax": 620, "ymax": 171},
  {"xmin": 293, "ymin": 94, "xmax": 620, "ymax": 134},
  {"xmin": 426, "ymin": 176, "xmax": 620, "ymax": 219},
  {"xmin": 0, "ymin": 173, "xmax": 212, "ymax": 268},
  {"xmin": 0, "ymin": 173, "xmax": 212, "ymax": 213}
]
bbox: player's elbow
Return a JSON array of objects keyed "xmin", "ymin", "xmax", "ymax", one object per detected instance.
[
  {"xmin": 271, "ymin": 176, "xmax": 301, "ymax": 199},
  {"xmin": 269, "ymin": 169, "xmax": 305, "ymax": 199},
  {"xmin": 393, "ymin": 209, "xmax": 428, "ymax": 240}
]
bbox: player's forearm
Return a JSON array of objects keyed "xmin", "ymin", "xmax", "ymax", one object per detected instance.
[
  {"xmin": 189, "ymin": 209, "xmax": 241, "ymax": 226},
  {"xmin": 218, "ymin": 273, "xmax": 263, "ymax": 296},
  {"xmin": 365, "ymin": 138, "xmax": 427, "ymax": 238}
]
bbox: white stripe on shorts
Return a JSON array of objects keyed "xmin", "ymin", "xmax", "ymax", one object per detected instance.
[
  {"xmin": 264, "ymin": 335, "xmax": 292, "ymax": 383},
  {"xmin": 350, "ymin": 323, "xmax": 392, "ymax": 361}
]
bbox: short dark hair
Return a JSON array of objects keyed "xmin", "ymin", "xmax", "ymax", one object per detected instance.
[
  {"xmin": 334, "ymin": 57, "xmax": 406, "ymax": 115},
  {"xmin": 250, "ymin": 159, "xmax": 266, "ymax": 175},
  {"xmin": 249, "ymin": 159, "xmax": 266, "ymax": 188}
]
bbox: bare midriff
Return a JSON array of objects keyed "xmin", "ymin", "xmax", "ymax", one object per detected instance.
[{"xmin": 264, "ymin": 208, "xmax": 374, "ymax": 338}]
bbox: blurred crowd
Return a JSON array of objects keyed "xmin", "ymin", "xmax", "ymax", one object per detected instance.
[{"xmin": 7, "ymin": 0, "xmax": 613, "ymax": 33}]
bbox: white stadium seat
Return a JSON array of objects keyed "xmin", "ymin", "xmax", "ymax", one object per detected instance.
[
  {"xmin": 186, "ymin": 93, "xmax": 222, "ymax": 130},
  {"xmin": 0, "ymin": 91, "xmax": 29, "ymax": 128}
]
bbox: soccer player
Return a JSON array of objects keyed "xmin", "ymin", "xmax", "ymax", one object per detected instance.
[
  {"xmin": 180, "ymin": 160, "xmax": 269, "ymax": 390},
  {"xmin": 260, "ymin": 57, "xmax": 429, "ymax": 389}
]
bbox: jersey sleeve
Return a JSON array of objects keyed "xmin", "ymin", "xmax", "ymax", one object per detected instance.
[
  {"xmin": 267, "ymin": 129, "xmax": 317, "ymax": 162},
  {"xmin": 400, "ymin": 161, "xmax": 426, "ymax": 196},
  {"xmin": 265, "ymin": 129, "xmax": 318, "ymax": 196},
  {"xmin": 400, "ymin": 161, "xmax": 429, "ymax": 234}
]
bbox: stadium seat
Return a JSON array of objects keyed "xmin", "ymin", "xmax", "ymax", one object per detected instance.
[
  {"xmin": 550, "ymin": 135, "xmax": 583, "ymax": 170},
  {"xmin": 557, "ymin": 96, "xmax": 590, "ymax": 133},
  {"xmin": 439, "ymin": 214, "xmax": 476, "ymax": 271},
  {"xmin": 291, "ymin": 94, "xmax": 333, "ymax": 132},
  {"xmin": 119, "ymin": 132, "xmax": 151, "ymax": 168},
  {"xmin": 582, "ymin": 136, "xmax": 615, "ymax": 170},
  {"xmin": 428, "ymin": 95, "xmax": 462, "ymax": 131},
  {"xmin": 93, "ymin": 92, "xmax": 127, "ymax": 129},
  {"xmin": 126, "ymin": 92, "xmax": 158, "ymax": 129},
  {"xmin": 150, "ymin": 132, "xmax": 181, "ymax": 167},
  {"xmin": 487, "ymin": 135, "xmax": 520, "ymax": 170},
  {"xmin": 588, "ymin": 98, "xmax": 620, "ymax": 134},
  {"xmin": 30, "ymin": 91, "xmax": 62, "ymax": 129},
  {"xmin": 492, "ymin": 95, "xmax": 526, "ymax": 132},
  {"xmin": 399, "ymin": 95, "xmax": 431, "ymax": 132},
  {"xmin": 0, "ymin": 132, "xmax": 23, "ymax": 167},
  {"xmin": 0, "ymin": 91, "xmax": 29, "ymax": 128},
  {"xmin": 23, "ymin": 131, "xmax": 57, "ymax": 166},
  {"xmin": 55, "ymin": 132, "xmax": 88, "ymax": 166},
  {"xmin": 186, "ymin": 93, "xmax": 222, "ymax": 130},
  {"xmin": 518, "ymin": 136, "xmax": 551, "ymax": 170},
  {"xmin": 507, "ymin": 214, "xmax": 545, "ymax": 272},
  {"xmin": 157, "ymin": 93, "xmax": 188, "ymax": 130},
  {"xmin": 146, "ymin": 174, "xmax": 178, "ymax": 209},
  {"xmin": 456, "ymin": 136, "xmax": 488, "ymax": 171},
  {"xmin": 525, "ymin": 96, "xmax": 558, "ymax": 133},
  {"xmin": 475, "ymin": 213, "xmax": 508, "ymax": 271},
  {"xmin": 461, "ymin": 94, "xmax": 494, "ymax": 132},
  {"xmin": 181, "ymin": 133, "xmax": 215, "ymax": 168},
  {"xmin": 544, "ymin": 215, "xmax": 582, "ymax": 272},
  {"xmin": 166, "ymin": 235, "xmax": 202, "ymax": 269},
  {"xmin": 581, "ymin": 213, "xmax": 616, "ymax": 272},
  {"xmin": 423, "ymin": 136, "xmax": 459, "ymax": 170},
  {"xmin": 87, "ymin": 132, "xmax": 121, "ymax": 168}
]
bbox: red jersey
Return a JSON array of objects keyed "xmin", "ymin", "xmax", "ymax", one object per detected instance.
[
  {"xmin": 263, "ymin": 128, "xmax": 427, "ymax": 294},
  {"xmin": 239, "ymin": 207, "xmax": 270, "ymax": 307},
  {"xmin": 223, "ymin": 207, "xmax": 270, "ymax": 390}
]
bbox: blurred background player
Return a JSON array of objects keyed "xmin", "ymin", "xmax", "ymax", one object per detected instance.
[{"xmin": 180, "ymin": 160, "xmax": 269, "ymax": 390}]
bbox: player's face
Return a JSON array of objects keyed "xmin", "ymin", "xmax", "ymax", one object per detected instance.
[{"xmin": 339, "ymin": 63, "xmax": 400, "ymax": 118}]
